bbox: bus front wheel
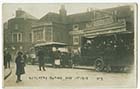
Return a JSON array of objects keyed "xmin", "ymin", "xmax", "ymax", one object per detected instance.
[
  {"xmin": 95, "ymin": 58, "xmax": 104, "ymax": 72},
  {"xmin": 104, "ymin": 65, "xmax": 111, "ymax": 72}
]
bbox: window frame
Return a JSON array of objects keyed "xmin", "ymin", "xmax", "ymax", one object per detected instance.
[
  {"xmin": 73, "ymin": 24, "xmax": 79, "ymax": 30},
  {"xmin": 33, "ymin": 28, "xmax": 44, "ymax": 42},
  {"xmin": 73, "ymin": 36, "xmax": 79, "ymax": 45},
  {"xmin": 12, "ymin": 32, "xmax": 22, "ymax": 43}
]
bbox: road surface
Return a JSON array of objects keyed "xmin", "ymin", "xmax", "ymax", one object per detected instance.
[{"xmin": 4, "ymin": 64, "xmax": 136, "ymax": 88}]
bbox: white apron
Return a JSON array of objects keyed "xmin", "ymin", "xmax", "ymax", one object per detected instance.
[{"xmin": 55, "ymin": 59, "xmax": 60, "ymax": 65}]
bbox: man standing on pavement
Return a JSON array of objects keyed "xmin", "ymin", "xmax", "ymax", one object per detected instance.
[
  {"xmin": 4, "ymin": 51, "xmax": 7, "ymax": 69},
  {"xmin": 37, "ymin": 48, "xmax": 46, "ymax": 71},
  {"xmin": 23, "ymin": 52, "xmax": 27, "ymax": 65},
  {"xmin": 6, "ymin": 51, "xmax": 12, "ymax": 69},
  {"xmin": 15, "ymin": 51, "xmax": 25, "ymax": 83}
]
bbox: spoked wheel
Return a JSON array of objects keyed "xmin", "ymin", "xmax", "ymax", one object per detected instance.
[
  {"xmin": 104, "ymin": 65, "xmax": 111, "ymax": 72},
  {"xmin": 95, "ymin": 58, "xmax": 104, "ymax": 72},
  {"xmin": 120, "ymin": 66, "xmax": 130, "ymax": 72}
]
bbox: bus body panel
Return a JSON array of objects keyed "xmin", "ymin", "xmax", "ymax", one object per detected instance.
[{"xmin": 79, "ymin": 32, "xmax": 134, "ymax": 68}]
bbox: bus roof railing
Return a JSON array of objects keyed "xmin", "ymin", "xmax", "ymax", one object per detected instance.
[{"xmin": 84, "ymin": 31, "xmax": 134, "ymax": 39}]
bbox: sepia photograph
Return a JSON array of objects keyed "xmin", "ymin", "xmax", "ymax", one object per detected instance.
[{"xmin": 3, "ymin": 3, "xmax": 137, "ymax": 89}]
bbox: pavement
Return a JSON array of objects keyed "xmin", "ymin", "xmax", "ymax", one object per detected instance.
[
  {"xmin": 4, "ymin": 68, "xmax": 12, "ymax": 80},
  {"xmin": 4, "ymin": 63, "xmax": 15, "ymax": 80}
]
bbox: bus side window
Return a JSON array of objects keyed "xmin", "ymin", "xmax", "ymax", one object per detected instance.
[
  {"xmin": 114, "ymin": 45, "xmax": 117, "ymax": 48},
  {"xmin": 110, "ymin": 40, "xmax": 113, "ymax": 44},
  {"xmin": 103, "ymin": 41, "xmax": 106, "ymax": 45}
]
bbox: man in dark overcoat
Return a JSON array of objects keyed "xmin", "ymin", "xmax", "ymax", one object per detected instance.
[
  {"xmin": 15, "ymin": 51, "xmax": 25, "ymax": 83},
  {"xmin": 37, "ymin": 48, "xmax": 46, "ymax": 71},
  {"xmin": 23, "ymin": 53, "xmax": 27, "ymax": 65},
  {"xmin": 6, "ymin": 52, "xmax": 12, "ymax": 68},
  {"xmin": 4, "ymin": 51, "xmax": 7, "ymax": 69}
]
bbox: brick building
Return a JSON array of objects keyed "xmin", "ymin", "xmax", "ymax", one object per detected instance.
[
  {"xmin": 4, "ymin": 9, "xmax": 38, "ymax": 58},
  {"xmin": 32, "ymin": 5, "xmax": 134, "ymax": 52},
  {"xmin": 69, "ymin": 5, "xmax": 134, "ymax": 51},
  {"xmin": 32, "ymin": 5, "xmax": 71, "ymax": 46},
  {"xmin": 4, "ymin": 5, "xmax": 134, "ymax": 56}
]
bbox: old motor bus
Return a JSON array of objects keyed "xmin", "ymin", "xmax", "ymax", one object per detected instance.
[
  {"xmin": 34, "ymin": 42, "xmax": 72, "ymax": 68},
  {"xmin": 77, "ymin": 31, "xmax": 134, "ymax": 72}
]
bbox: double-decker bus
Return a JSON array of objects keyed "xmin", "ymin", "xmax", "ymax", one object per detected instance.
[{"xmin": 77, "ymin": 31, "xmax": 134, "ymax": 72}]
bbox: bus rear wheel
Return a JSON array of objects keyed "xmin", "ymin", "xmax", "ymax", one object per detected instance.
[{"xmin": 95, "ymin": 58, "xmax": 104, "ymax": 72}]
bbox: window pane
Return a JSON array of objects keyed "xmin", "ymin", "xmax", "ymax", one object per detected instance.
[
  {"xmin": 13, "ymin": 34, "xmax": 17, "ymax": 42},
  {"xmin": 29, "ymin": 33, "xmax": 32, "ymax": 42},
  {"xmin": 73, "ymin": 36, "xmax": 79, "ymax": 45},
  {"xmin": 18, "ymin": 33, "xmax": 21, "ymax": 41},
  {"xmin": 46, "ymin": 27, "xmax": 52, "ymax": 42},
  {"xmin": 34, "ymin": 28, "xmax": 43, "ymax": 41}
]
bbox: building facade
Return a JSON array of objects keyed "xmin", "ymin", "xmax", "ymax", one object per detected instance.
[
  {"xmin": 32, "ymin": 5, "xmax": 134, "ymax": 52},
  {"xmin": 69, "ymin": 5, "xmax": 134, "ymax": 51},
  {"xmin": 32, "ymin": 5, "xmax": 71, "ymax": 46},
  {"xmin": 4, "ymin": 5, "xmax": 134, "ymax": 56},
  {"xmin": 4, "ymin": 9, "xmax": 38, "ymax": 58}
]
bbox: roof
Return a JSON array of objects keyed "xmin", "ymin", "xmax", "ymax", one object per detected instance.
[
  {"xmin": 37, "ymin": 11, "xmax": 93, "ymax": 24},
  {"xmin": 32, "ymin": 12, "xmax": 62, "ymax": 26},
  {"xmin": 39, "ymin": 12, "xmax": 61, "ymax": 23},
  {"xmin": 16, "ymin": 10, "xmax": 38, "ymax": 20},
  {"xmin": 67, "ymin": 5, "xmax": 132, "ymax": 24},
  {"xmin": 67, "ymin": 12, "xmax": 92, "ymax": 24},
  {"xmin": 33, "ymin": 5, "xmax": 132, "ymax": 25}
]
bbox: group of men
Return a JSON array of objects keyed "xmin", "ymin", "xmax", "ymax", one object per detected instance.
[
  {"xmin": 4, "ymin": 51, "xmax": 28, "ymax": 69},
  {"xmin": 37, "ymin": 47, "xmax": 65, "ymax": 71}
]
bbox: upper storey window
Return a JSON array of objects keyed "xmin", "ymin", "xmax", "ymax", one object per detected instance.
[
  {"xmin": 73, "ymin": 24, "xmax": 79, "ymax": 30},
  {"xmin": 12, "ymin": 33, "xmax": 22, "ymax": 42},
  {"xmin": 34, "ymin": 28, "xmax": 44, "ymax": 42}
]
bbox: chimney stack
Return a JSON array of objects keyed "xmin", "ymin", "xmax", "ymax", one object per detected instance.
[{"xmin": 16, "ymin": 8, "xmax": 24, "ymax": 17}]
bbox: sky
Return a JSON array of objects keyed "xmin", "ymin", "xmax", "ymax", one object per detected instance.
[{"xmin": 2, "ymin": 3, "xmax": 133, "ymax": 23}]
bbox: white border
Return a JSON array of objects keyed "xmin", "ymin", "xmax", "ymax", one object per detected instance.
[
  {"xmin": 1, "ymin": 0, "xmax": 140, "ymax": 3},
  {"xmin": 0, "ymin": 0, "xmax": 139, "ymax": 89}
]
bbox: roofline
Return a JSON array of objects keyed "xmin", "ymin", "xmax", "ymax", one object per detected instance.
[{"xmin": 68, "ymin": 5, "xmax": 131, "ymax": 17}]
